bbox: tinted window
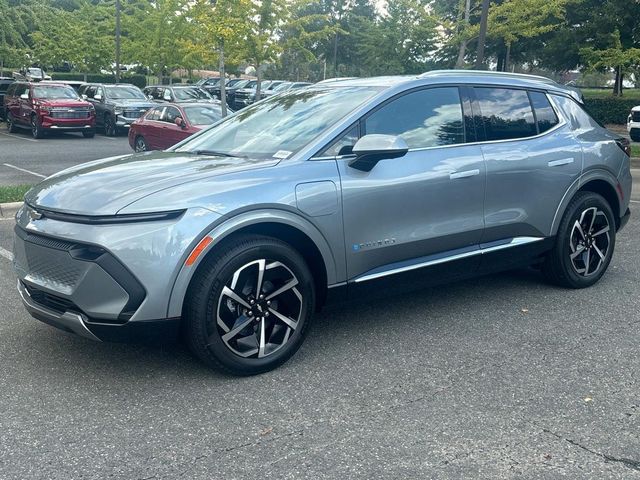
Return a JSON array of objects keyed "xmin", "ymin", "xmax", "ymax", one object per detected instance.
[
  {"xmin": 475, "ymin": 87, "xmax": 536, "ymax": 141},
  {"xmin": 146, "ymin": 107, "xmax": 164, "ymax": 121},
  {"xmin": 529, "ymin": 91, "xmax": 559, "ymax": 133},
  {"xmin": 173, "ymin": 87, "xmax": 210, "ymax": 100},
  {"xmin": 183, "ymin": 105, "xmax": 223, "ymax": 125},
  {"xmin": 365, "ymin": 87, "xmax": 465, "ymax": 148},
  {"xmin": 6, "ymin": 84, "xmax": 16, "ymax": 96},
  {"xmin": 162, "ymin": 106, "xmax": 181, "ymax": 123},
  {"xmin": 319, "ymin": 125, "xmax": 359, "ymax": 157}
]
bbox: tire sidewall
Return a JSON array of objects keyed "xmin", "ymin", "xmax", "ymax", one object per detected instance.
[
  {"xmin": 135, "ymin": 136, "xmax": 146, "ymax": 152},
  {"xmin": 556, "ymin": 193, "xmax": 616, "ymax": 287},
  {"xmin": 31, "ymin": 114, "xmax": 43, "ymax": 139},
  {"xmin": 189, "ymin": 239, "xmax": 315, "ymax": 374},
  {"xmin": 105, "ymin": 114, "xmax": 116, "ymax": 136}
]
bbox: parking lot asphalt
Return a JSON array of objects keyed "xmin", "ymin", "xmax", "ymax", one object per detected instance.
[
  {"xmin": 0, "ymin": 123, "xmax": 131, "ymax": 185},
  {"xmin": 1, "ymin": 198, "xmax": 640, "ymax": 478}
]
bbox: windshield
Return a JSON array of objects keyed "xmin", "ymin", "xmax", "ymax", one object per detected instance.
[
  {"xmin": 273, "ymin": 82, "xmax": 292, "ymax": 92},
  {"xmin": 183, "ymin": 105, "xmax": 224, "ymax": 125},
  {"xmin": 174, "ymin": 87, "xmax": 211, "ymax": 100},
  {"xmin": 32, "ymin": 85, "xmax": 78, "ymax": 99},
  {"xmin": 28, "ymin": 68, "xmax": 44, "ymax": 76},
  {"xmin": 105, "ymin": 85, "xmax": 146, "ymax": 100},
  {"xmin": 176, "ymin": 86, "xmax": 379, "ymax": 160}
]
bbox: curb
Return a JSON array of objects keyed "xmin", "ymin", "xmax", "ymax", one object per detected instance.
[
  {"xmin": 0, "ymin": 201, "xmax": 23, "ymax": 219},
  {"xmin": 631, "ymin": 157, "xmax": 640, "ymax": 169}
]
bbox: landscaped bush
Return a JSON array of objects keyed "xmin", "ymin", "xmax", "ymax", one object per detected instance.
[
  {"xmin": 583, "ymin": 95, "xmax": 639, "ymax": 125},
  {"xmin": 50, "ymin": 72, "xmax": 147, "ymax": 89}
]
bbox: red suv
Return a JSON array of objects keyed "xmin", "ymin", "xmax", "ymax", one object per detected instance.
[{"xmin": 4, "ymin": 82, "xmax": 96, "ymax": 138}]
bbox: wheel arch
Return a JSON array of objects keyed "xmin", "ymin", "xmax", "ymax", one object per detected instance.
[
  {"xmin": 551, "ymin": 170, "xmax": 622, "ymax": 235},
  {"xmin": 167, "ymin": 209, "xmax": 338, "ymax": 318}
]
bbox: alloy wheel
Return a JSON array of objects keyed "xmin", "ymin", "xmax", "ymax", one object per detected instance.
[
  {"xmin": 569, "ymin": 206, "xmax": 610, "ymax": 277},
  {"xmin": 214, "ymin": 259, "xmax": 302, "ymax": 359},
  {"xmin": 135, "ymin": 136, "xmax": 147, "ymax": 152}
]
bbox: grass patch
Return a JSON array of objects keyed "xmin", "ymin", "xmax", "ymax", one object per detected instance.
[
  {"xmin": 632, "ymin": 144, "xmax": 640, "ymax": 158},
  {"xmin": 582, "ymin": 88, "xmax": 640, "ymax": 100},
  {"xmin": 0, "ymin": 185, "xmax": 32, "ymax": 203}
]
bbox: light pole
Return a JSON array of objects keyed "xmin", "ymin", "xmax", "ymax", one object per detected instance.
[{"xmin": 115, "ymin": 0, "xmax": 121, "ymax": 83}]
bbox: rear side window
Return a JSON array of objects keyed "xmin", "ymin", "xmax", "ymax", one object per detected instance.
[
  {"xmin": 474, "ymin": 87, "xmax": 536, "ymax": 141},
  {"xmin": 365, "ymin": 87, "xmax": 465, "ymax": 149},
  {"xmin": 529, "ymin": 91, "xmax": 559, "ymax": 133}
]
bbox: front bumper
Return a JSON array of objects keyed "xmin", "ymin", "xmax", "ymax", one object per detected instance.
[
  {"xmin": 13, "ymin": 205, "xmax": 221, "ymax": 342},
  {"xmin": 41, "ymin": 114, "xmax": 95, "ymax": 131}
]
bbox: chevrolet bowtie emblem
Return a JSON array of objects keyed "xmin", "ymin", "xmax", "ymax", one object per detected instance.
[{"xmin": 27, "ymin": 207, "xmax": 43, "ymax": 221}]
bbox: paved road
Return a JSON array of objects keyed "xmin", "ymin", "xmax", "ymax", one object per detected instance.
[
  {"xmin": 0, "ymin": 123, "xmax": 131, "ymax": 185},
  {"xmin": 1, "ymin": 207, "xmax": 640, "ymax": 478}
]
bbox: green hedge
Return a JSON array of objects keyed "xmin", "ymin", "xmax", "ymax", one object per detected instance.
[
  {"xmin": 50, "ymin": 72, "xmax": 147, "ymax": 89},
  {"xmin": 583, "ymin": 96, "xmax": 639, "ymax": 125}
]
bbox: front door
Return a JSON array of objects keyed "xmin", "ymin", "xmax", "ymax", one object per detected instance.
[{"xmin": 334, "ymin": 86, "xmax": 487, "ymax": 281}]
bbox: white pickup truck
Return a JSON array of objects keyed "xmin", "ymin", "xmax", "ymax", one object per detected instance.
[{"xmin": 629, "ymin": 105, "xmax": 640, "ymax": 142}]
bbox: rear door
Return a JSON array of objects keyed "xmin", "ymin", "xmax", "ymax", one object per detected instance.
[
  {"xmin": 474, "ymin": 86, "xmax": 582, "ymax": 243},
  {"xmin": 142, "ymin": 107, "xmax": 166, "ymax": 149},
  {"xmin": 334, "ymin": 86, "xmax": 486, "ymax": 282}
]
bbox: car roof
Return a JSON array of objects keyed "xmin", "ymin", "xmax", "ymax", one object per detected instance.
[{"xmin": 324, "ymin": 70, "xmax": 581, "ymax": 99}]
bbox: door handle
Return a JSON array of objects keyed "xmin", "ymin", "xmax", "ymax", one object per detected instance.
[
  {"xmin": 548, "ymin": 158, "xmax": 574, "ymax": 167},
  {"xmin": 450, "ymin": 169, "xmax": 480, "ymax": 180}
]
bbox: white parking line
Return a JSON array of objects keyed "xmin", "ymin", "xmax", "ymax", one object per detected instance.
[
  {"xmin": 631, "ymin": 200, "xmax": 640, "ymax": 204},
  {"xmin": 0, "ymin": 132, "xmax": 38, "ymax": 143},
  {"xmin": 0, "ymin": 246, "xmax": 13, "ymax": 262},
  {"xmin": 3, "ymin": 163, "xmax": 46, "ymax": 179}
]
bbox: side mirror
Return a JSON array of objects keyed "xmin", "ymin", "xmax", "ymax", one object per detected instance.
[
  {"xmin": 81, "ymin": 94, "xmax": 88, "ymax": 100},
  {"xmin": 175, "ymin": 116, "xmax": 186, "ymax": 128},
  {"xmin": 94, "ymin": 94, "xmax": 102, "ymax": 101},
  {"xmin": 349, "ymin": 134, "xmax": 409, "ymax": 172},
  {"xmin": 20, "ymin": 93, "xmax": 29, "ymax": 100},
  {"xmin": 147, "ymin": 95, "xmax": 154, "ymax": 100}
]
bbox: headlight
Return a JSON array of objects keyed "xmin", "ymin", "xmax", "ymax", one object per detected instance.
[
  {"xmin": 114, "ymin": 107, "xmax": 123, "ymax": 115},
  {"xmin": 35, "ymin": 208, "xmax": 186, "ymax": 225}
]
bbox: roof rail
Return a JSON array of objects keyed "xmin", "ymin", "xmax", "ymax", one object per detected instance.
[{"xmin": 419, "ymin": 69, "xmax": 584, "ymax": 103}]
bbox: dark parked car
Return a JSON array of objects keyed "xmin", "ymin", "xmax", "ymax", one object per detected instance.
[
  {"xmin": 12, "ymin": 72, "xmax": 631, "ymax": 375},
  {"xmin": 143, "ymin": 85, "xmax": 219, "ymax": 104},
  {"xmin": 4, "ymin": 81, "xmax": 95, "ymax": 138},
  {"xmin": 128, "ymin": 102, "xmax": 225, "ymax": 152},
  {"xmin": 262, "ymin": 81, "xmax": 311, "ymax": 98},
  {"xmin": 78, "ymin": 83, "xmax": 155, "ymax": 136},
  {"xmin": 201, "ymin": 78, "xmax": 245, "ymax": 100},
  {"xmin": 0, "ymin": 77, "xmax": 15, "ymax": 120}
]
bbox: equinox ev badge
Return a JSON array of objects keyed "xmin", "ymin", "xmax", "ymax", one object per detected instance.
[{"xmin": 353, "ymin": 238, "xmax": 397, "ymax": 251}]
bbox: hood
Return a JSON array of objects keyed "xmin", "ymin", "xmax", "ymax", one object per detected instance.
[
  {"xmin": 25, "ymin": 151, "xmax": 280, "ymax": 216},
  {"xmin": 38, "ymin": 98, "xmax": 92, "ymax": 108}
]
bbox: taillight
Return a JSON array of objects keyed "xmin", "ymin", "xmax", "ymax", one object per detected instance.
[{"xmin": 616, "ymin": 137, "xmax": 631, "ymax": 157}]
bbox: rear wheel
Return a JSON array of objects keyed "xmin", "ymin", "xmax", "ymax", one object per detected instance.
[
  {"xmin": 31, "ymin": 114, "xmax": 44, "ymax": 139},
  {"xmin": 134, "ymin": 135, "xmax": 147, "ymax": 152},
  {"xmin": 82, "ymin": 129, "xmax": 95, "ymax": 138},
  {"xmin": 184, "ymin": 234, "xmax": 315, "ymax": 375},
  {"xmin": 104, "ymin": 114, "xmax": 116, "ymax": 137},
  {"xmin": 543, "ymin": 192, "xmax": 615, "ymax": 288},
  {"xmin": 6, "ymin": 112, "xmax": 17, "ymax": 133}
]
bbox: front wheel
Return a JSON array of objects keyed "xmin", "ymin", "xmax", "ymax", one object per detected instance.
[
  {"xmin": 630, "ymin": 130, "xmax": 640, "ymax": 142},
  {"xmin": 104, "ymin": 115, "xmax": 116, "ymax": 137},
  {"xmin": 184, "ymin": 235, "xmax": 316, "ymax": 375},
  {"xmin": 82, "ymin": 129, "xmax": 95, "ymax": 138},
  {"xmin": 31, "ymin": 115, "xmax": 44, "ymax": 139},
  {"xmin": 543, "ymin": 192, "xmax": 615, "ymax": 288}
]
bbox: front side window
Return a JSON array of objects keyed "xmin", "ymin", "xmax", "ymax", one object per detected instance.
[
  {"xmin": 146, "ymin": 107, "xmax": 164, "ymax": 121},
  {"xmin": 529, "ymin": 91, "xmax": 559, "ymax": 133},
  {"xmin": 175, "ymin": 86, "xmax": 379, "ymax": 160},
  {"xmin": 319, "ymin": 125, "xmax": 359, "ymax": 157},
  {"xmin": 183, "ymin": 105, "xmax": 223, "ymax": 125},
  {"xmin": 162, "ymin": 106, "xmax": 180, "ymax": 123},
  {"xmin": 365, "ymin": 87, "xmax": 465, "ymax": 149},
  {"xmin": 474, "ymin": 87, "xmax": 536, "ymax": 141}
]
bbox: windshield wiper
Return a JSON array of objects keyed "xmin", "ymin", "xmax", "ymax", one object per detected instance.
[{"xmin": 190, "ymin": 149, "xmax": 245, "ymax": 158}]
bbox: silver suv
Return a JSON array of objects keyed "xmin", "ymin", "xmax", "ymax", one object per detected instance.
[{"xmin": 13, "ymin": 71, "xmax": 632, "ymax": 375}]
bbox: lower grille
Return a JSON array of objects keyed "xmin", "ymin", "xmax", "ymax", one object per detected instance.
[{"xmin": 23, "ymin": 282, "xmax": 78, "ymax": 314}]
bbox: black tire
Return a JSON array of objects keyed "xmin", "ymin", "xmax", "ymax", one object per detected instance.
[
  {"xmin": 31, "ymin": 114, "xmax": 44, "ymax": 139},
  {"xmin": 6, "ymin": 112, "xmax": 17, "ymax": 133},
  {"xmin": 630, "ymin": 130, "xmax": 640, "ymax": 143},
  {"xmin": 543, "ymin": 191, "xmax": 616, "ymax": 288},
  {"xmin": 82, "ymin": 129, "xmax": 95, "ymax": 138},
  {"xmin": 184, "ymin": 234, "xmax": 316, "ymax": 375},
  {"xmin": 134, "ymin": 135, "xmax": 147, "ymax": 152},
  {"xmin": 104, "ymin": 114, "xmax": 116, "ymax": 137}
]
